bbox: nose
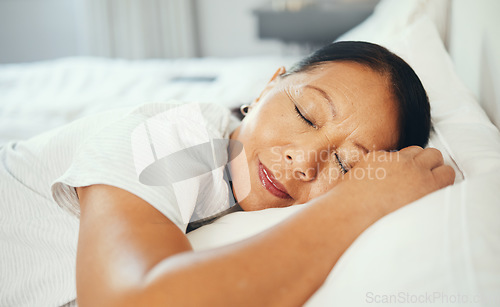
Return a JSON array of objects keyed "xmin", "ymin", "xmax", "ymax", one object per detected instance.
[{"xmin": 283, "ymin": 147, "xmax": 319, "ymax": 182}]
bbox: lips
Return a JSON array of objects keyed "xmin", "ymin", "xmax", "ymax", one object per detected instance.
[{"xmin": 258, "ymin": 161, "xmax": 291, "ymax": 199}]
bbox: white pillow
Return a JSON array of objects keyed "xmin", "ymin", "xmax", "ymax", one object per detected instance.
[
  {"xmin": 335, "ymin": 0, "xmax": 450, "ymax": 45},
  {"xmin": 188, "ymin": 13, "xmax": 500, "ymax": 307},
  {"xmin": 381, "ymin": 18, "xmax": 500, "ymax": 180}
]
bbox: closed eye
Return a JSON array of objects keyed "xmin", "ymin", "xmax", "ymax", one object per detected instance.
[
  {"xmin": 285, "ymin": 89, "xmax": 317, "ymax": 129},
  {"xmin": 334, "ymin": 153, "xmax": 348, "ymax": 174},
  {"xmin": 294, "ymin": 105, "xmax": 317, "ymax": 128}
]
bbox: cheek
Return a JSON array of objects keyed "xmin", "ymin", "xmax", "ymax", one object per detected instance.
[{"xmin": 244, "ymin": 101, "xmax": 295, "ymax": 145}]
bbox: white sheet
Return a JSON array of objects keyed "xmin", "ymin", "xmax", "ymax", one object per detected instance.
[{"xmin": 0, "ymin": 56, "xmax": 297, "ymax": 145}]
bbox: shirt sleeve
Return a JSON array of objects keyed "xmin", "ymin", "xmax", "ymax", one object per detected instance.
[{"xmin": 51, "ymin": 101, "xmax": 231, "ymax": 233}]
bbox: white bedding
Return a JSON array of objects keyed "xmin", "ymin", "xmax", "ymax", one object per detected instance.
[{"xmin": 0, "ymin": 56, "xmax": 297, "ymax": 145}]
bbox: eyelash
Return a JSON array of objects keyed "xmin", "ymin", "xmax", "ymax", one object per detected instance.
[
  {"xmin": 294, "ymin": 105, "xmax": 317, "ymax": 128},
  {"xmin": 334, "ymin": 153, "xmax": 348, "ymax": 174}
]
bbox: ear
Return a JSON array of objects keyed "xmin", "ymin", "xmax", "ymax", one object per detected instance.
[
  {"xmin": 268, "ymin": 66, "xmax": 287, "ymax": 83},
  {"xmin": 252, "ymin": 66, "xmax": 287, "ymax": 105}
]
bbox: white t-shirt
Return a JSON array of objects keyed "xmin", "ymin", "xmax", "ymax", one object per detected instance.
[{"xmin": 0, "ymin": 101, "xmax": 240, "ymax": 306}]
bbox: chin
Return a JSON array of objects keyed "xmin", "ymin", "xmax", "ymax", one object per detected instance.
[
  {"xmin": 238, "ymin": 195, "xmax": 289, "ymax": 211},
  {"xmin": 236, "ymin": 196, "xmax": 263, "ymax": 212},
  {"xmin": 237, "ymin": 196, "xmax": 261, "ymax": 212}
]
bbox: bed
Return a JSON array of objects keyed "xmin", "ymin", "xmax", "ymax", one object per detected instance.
[{"xmin": 1, "ymin": 0, "xmax": 499, "ymax": 306}]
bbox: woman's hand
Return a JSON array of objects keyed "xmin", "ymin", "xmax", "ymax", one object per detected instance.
[{"xmin": 333, "ymin": 146, "xmax": 455, "ymax": 220}]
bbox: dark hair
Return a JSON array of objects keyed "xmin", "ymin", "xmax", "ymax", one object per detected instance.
[{"xmin": 283, "ymin": 41, "xmax": 431, "ymax": 149}]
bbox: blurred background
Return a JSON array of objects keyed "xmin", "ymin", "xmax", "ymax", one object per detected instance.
[{"xmin": 0, "ymin": 0, "xmax": 379, "ymax": 63}]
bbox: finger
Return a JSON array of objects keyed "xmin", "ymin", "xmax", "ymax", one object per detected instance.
[
  {"xmin": 414, "ymin": 147, "xmax": 444, "ymax": 170},
  {"xmin": 431, "ymin": 164, "xmax": 455, "ymax": 188},
  {"xmin": 399, "ymin": 145, "xmax": 424, "ymax": 157}
]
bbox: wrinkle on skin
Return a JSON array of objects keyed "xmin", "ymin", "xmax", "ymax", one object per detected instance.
[
  {"xmin": 321, "ymin": 131, "xmax": 333, "ymax": 151},
  {"xmin": 230, "ymin": 61, "xmax": 400, "ymax": 211},
  {"xmin": 336, "ymin": 82, "xmax": 356, "ymax": 108}
]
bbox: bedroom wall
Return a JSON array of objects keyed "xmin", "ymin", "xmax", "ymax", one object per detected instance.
[
  {"xmin": 194, "ymin": 0, "xmax": 283, "ymax": 57},
  {"xmin": 0, "ymin": 0, "xmax": 284, "ymax": 62},
  {"xmin": 0, "ymin": 0, "xmax": 376, "ymax": 62},
  {"xmin": 0, "ymin": 0, "xmax": 83, "ymax": 63}
]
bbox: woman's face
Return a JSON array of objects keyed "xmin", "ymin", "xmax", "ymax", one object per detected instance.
[{"xmin": 229, "ymin": 61, "xmax": 400, "ymax": 211}]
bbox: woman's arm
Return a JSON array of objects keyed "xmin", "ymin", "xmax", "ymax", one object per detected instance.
[{"xmin": 76, "ymin": 147, "xmax": 454, "ymax": 306}]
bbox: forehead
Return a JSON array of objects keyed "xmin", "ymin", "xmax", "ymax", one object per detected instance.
[
  {"xmin": 293, "ymin": 61, "xmax": 388, "ymax": 94},
  {"xmin": 285, "ymin": 61, "xmax": 400, "ymax": 150}
]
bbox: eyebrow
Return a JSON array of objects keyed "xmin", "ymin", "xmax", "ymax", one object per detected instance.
[
  {"xmin": 305, "ymin": 85, "xmax": 336, "ymax": 116},
  {"xmin": 353, "ymin": 142, "xmax": 369, "ymax": 154}
]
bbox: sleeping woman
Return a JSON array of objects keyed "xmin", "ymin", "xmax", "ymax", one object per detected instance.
[{"xmin": 0, "ymin": 41, "xmax": 455, "ymax": 306}]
